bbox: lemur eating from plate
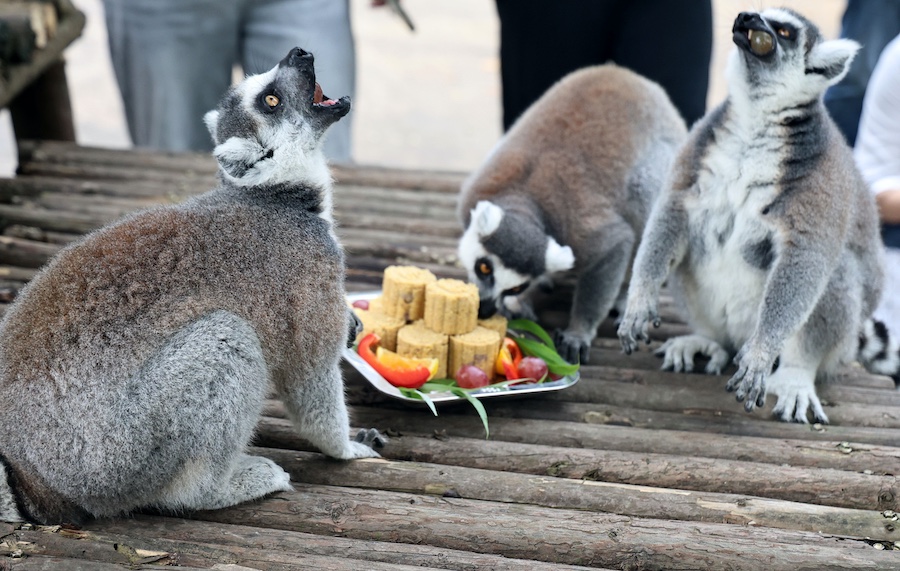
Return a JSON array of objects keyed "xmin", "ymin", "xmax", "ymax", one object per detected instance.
[
  {"xmin": 619, "ymin": 9, "xmax": 898, "ymax": 423},
  {"xmin": 0, "ymin": 47, "xmax": 382, "ymax": 524},
  {"xmin": 457, "ymin": 65, "xmax": 687, "ymax": 364}
]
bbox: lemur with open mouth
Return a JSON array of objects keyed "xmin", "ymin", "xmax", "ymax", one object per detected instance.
[
  {"xmin": 0, "ymin": 47, "xmax": 382, "ymax": 524},
  {"xmin": 619, "ymin": 9, "xmax": 895, "ymax": 423}
]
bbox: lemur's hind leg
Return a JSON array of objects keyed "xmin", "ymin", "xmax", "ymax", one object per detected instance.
[
  {"xmin": 656, "ymin": 334, "xmax": 731, "ymax": 374},
  {"xmin": 134, "ymin": 311, "xmax": 292, "ymax": 514}
]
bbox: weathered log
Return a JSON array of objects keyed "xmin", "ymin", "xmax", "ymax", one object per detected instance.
[
  {"xmin": 0, "ymin": 262, "xmax": 37, "ymax": 282},
  {"xmin": 543, "ymin": 377, "xmax": 900, "ymax": 428},
  {"xmin": 334, "ymin": 372, "xmax": 900, "ymax": 447},
  {"xmin": 2, "ymin": 524, "xmax": 462, "ymax": 571},
  {"xmin": 251, "ymin": 445, "xmax": 899, "ymax": 540},
  {"xmin": 254, "ymin": 417, "xmax": 900, "ymax": 513},
  {"xmin": 587, "ymin": 341, "xmax": 897, "ymax": 390},
  {"xmin": 18, "ymin": 140, "xmax": 217, "ymax": 173},
  {"xmin": 0, "ymin": 235, "xmax": 60, "ymax": 268},
  {"xmin": 570, "ymin": 364, "xmax": 900, "ymax": 407},
  {"xmin": 0, "ymin": 175, "xmax": 208, "ymax": 200},
  {"xmin": 187, "ymin": 483, "xmax": 897, "ymax": 570},
  {"xmin": 0, "ymin": 203, "xmax": 107, "ymax": 235},
  {"xmin": 78, "ymin": 516, "xmax": 605, "ymax": 571},
  {"xmin": 18, "ymin": 141, "xmax": 467, "ymax": 193}
]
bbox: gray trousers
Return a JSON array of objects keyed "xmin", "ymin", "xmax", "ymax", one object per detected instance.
[{"xmin": 102, "ymin": 0, "xmax": 354, "ymax": 161}]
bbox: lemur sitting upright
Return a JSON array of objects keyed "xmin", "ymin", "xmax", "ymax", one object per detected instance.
[
  {"xmin": 0, "ymin": 47, "xmax": 382, "ymax": 525},
  {"xmin": 619, "ymin": 9, "xmax": 895, "ymax": 423},
  {"xmin": 457, "ymin": 65, "xmax": 687, "ymax": 364}
]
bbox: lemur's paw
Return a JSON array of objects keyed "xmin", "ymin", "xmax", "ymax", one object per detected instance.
[
  {"xmin": 617, "ymin": 300, "xmax": 660, "ymax": 355},
  {"xmin": 355, "ymin": 427, "xmax": 388, "ymax": 449},
  {"xmin": 656, "ymin": 335, "xmax": 730, "ymax": 374},
  {"xmin": 554, "ymin": 329, "xmax": 591, "ymax": 364},
  {"xmin": 726, "ymin": 347, "xmax": 770, "ymax": 412},
  {"xmin": 347, "ymin": 308, "xmax": 363, "ymax": 348},
  {"xmin": 767, "ymin": 367, "xmax": 828, "ymax": 424}
]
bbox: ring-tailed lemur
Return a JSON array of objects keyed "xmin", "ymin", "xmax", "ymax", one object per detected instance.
[
  {"xmin": 618, "ymin": 9, "xmax": 897, "ymax": 423},
  {"xmin": 458, "ymin": 65, "xmax": 687, "ymax": 364},
  {"xmin": 0, "ymin": 47, "xmax": 383, "ymax": 524}
]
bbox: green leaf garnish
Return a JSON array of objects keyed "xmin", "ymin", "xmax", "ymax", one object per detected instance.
[
  {"xmin": 398, "ymin": 388, "xmax": 439, "ymax": 416},
  {"xmin": 507, "ymin": 318, "xmax": 555, "ymax": 347},
  {"xmin": 450, "ymin": 387, "xmax": 490, "ymax": 438}
]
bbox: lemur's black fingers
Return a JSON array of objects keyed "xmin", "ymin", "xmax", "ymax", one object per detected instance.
[{"xmin": 355, "ymin": 428, "xmax": 387, "ymax": 448}]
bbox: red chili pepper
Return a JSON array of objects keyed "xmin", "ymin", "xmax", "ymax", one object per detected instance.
[{"xmin": 357, "ymin": 333, "xmax": 432, "ymax": 389}]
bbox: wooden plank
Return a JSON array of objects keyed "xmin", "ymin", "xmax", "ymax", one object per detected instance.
[
  {"xmin": 187, "ymin": 484, "xmax": 898, "ymax": 570},
  {"xmin": 255, "ymin": 417, "xmax": 900, "ymax": 511},
  {"xmin": 254, "ymin": 446, "xmax": 899, "ymax": 540},
  {"xmin": 17, "ymin": 141, "xmax": 467, "ymax": 193},
  {"xmin": 80, "ymin": 516, "xmax": 607, "ymax": 571},
  {"xmin": 296, "ymin": 407, "xmax": 900, "ymax": 474}
]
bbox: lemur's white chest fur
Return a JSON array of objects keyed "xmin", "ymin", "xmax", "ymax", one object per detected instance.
[{"xmin": 678, "ymin": 109, "xmax": 784, "ymax": 348}]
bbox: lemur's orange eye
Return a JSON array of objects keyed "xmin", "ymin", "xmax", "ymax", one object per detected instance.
[
  {"xmin": 777, "ymin": 28, "xmax": 790, "ymax": 38},
  {"xmin": 265, "ymin": 94, "xmax": 280, "ymax": 108},
  {"xmin": 479, "ymin": 262, "xmax": 491, "ymax": 275}
]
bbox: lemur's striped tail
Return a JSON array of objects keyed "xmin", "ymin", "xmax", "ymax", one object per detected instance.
[{"xmin": 858, "ymin": 319, "xmax": 900, "ymax": 387}]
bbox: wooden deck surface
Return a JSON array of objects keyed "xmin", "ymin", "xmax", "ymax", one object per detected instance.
[{"xmin": 0, "ymin": 141, "xmax": 898, "ymax": 570}]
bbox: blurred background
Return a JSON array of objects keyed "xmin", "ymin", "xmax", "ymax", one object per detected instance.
[{"xmin": 0, "ymin": 0, "xmax": 843, "ymax": 176}]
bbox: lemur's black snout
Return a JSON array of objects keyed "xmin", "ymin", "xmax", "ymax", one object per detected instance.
[
  {"xmin": 733, "ymin": 12, "xmax": 767, "ymax": 32},
  {"xmin": 282, "ymin": 47, "xmax": 314, "ymax": 69},
  {"xmin": 478, "ymin": 298, "xmax": 497, "ymax": 319}
]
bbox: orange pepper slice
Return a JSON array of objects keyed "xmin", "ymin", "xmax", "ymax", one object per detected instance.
[{"xmin": 358, "ymin": 333, "xmax": 437, "ymax": 389}]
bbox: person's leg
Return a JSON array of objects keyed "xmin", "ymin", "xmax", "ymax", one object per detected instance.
[
  {"xmin": 824, "ymin": 0, "xmax": 900, "ymax": 146},
  {"xmin": 102, "ymin": 0, "xmax": 240, "ymax": 152},
  {"xmin": 242, "ymin": 0, "xmax": 355, "ymax": 162},
  {"xmin": 494, "ymin": 0, "xmax": 617, "ymax": 131},
  {"xmin": 613, "ymin": 0, "xmax": 712, "ymax": 127}
]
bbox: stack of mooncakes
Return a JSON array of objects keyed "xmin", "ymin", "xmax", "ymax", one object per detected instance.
[{"xmin": 354, "ymin": 265, "xmax": 507, "ymax": 381}]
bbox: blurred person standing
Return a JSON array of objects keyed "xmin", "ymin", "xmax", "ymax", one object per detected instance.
[
  {"xmin": 824, "ymin": 0, "xmax": 900, "ymax": 146},
  {"xmin": 102, "ymin": 0, "xmax": 355, "ymax": 162},
  {"xmin": 493, "ymin": 0, "xmax": 713, "ymax": 130},
  {"xmin": 855, "ymin": 33, "xmax": 900, "ymax": 331}
]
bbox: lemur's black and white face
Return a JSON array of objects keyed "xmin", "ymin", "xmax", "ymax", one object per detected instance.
[
  {"xmin": 204, "ymin": 47, "xmax": 350, "ymax": 187},
  {"xmin": 458, "ymin": 201, "xmax": 574, "ymax": 318},
  {"xmin": 728, "ymin": 9, "xmax": 858, "ymax": 106}
]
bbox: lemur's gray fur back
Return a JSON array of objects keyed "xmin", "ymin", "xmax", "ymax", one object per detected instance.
[
  {"xmin": 457, "ymin": 65, "xmax": 687, "ymax": 364},
  {"xmin": 619, "ymin": 9, "xmax": 892, "ymax": 423},
  {"xmin": 0, "ymin": 48, "xmax": 381, "ymax": 524}
]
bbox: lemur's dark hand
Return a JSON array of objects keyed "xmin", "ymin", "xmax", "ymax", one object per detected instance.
[{"xmin": 347, "ymin": 308, "xmax": 363, "ymax": 348}]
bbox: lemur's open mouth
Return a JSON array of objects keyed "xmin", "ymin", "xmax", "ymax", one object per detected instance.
[
  {"xmin": 313, "ymin": 83, "xmax": 339, "ymax": 107},
  {"xmin": 733, "ymin": 12, "xmax": 776, "ymax": 58}
]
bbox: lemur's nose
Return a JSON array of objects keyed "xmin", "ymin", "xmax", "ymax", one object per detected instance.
[
  {"xmin": 284, "ymin": 47, "xmax": 313, "ymax": 68},
  {"xmin": 735, "ymin": 12, "xmax": 764, "ymax": 28}
]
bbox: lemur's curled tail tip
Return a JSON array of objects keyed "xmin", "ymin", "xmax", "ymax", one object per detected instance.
[{"xmin": 859, "ymin": 318, "xmax": 900, "ymax": 387}]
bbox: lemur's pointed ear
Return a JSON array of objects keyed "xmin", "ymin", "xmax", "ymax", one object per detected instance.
[
  {"xmin": 212, "ymin": 136, "xmax": 268, "ymax": 182},
  {"xmin": 204, "ymin": 110, "xmax": 220, "ymax": 144},
  {"xmin": 471, "ymin": 201, "xmax": 503, "ymax": 237},
  {"xmin": 807, "ymin": 39, "xmax": 860, "ymax": 84},
  {"xmin": 545, "ymin": 236, "xmax": 575, "ymax": 273}
]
